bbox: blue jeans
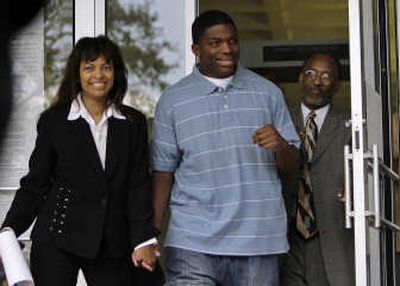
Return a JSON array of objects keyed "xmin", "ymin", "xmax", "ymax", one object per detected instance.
[{"xmin": 165, "ymin": 247, "xmax": 279, "ymax": 286}]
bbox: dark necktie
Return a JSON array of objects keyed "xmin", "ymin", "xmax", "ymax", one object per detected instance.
[{"xmin": 296, "ymin": 111, "xmax": 318, "ymax": 239}]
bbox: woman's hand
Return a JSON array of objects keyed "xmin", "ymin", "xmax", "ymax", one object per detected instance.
[{"xmin": 131, "ymin": 244, "xmax": 161, "ymax": 271}]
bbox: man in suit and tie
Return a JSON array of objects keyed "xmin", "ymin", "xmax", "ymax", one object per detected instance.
[{"xmin": 280, "ymin": 52, "xmax": 354, "ymax": 286}]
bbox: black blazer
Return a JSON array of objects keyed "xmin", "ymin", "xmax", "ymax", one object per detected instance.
[{"xmin": 2, "ymin": 103, "xmax": 156, "ymax": 259}]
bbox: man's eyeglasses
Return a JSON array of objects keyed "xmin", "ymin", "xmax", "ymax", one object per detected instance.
[{"xmin": 303, "ymin": 69, "xmax": 335, "ymax": 82}]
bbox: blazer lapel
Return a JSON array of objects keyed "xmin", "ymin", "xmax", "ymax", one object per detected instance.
[
  {"xmin": 290, "ymin": 106, "xmax": 304, "ymax": 131},
  {"xmin": 313, "ymin": 107, "xmax": 340, "ymax": 162},
  {"xmin": 105, "ymin": 117, "xmax": 129, "ymax": 177},
  {"xmin": 69, "ymin": 118, "xmax": 105, "ymax": 174}
]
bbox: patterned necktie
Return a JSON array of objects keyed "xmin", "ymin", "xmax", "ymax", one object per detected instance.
[
  {"xmin": 296, "ymin": 111, "xmax": 318, "ymax": 239},
  {"xmin": 304, "ymin": 112, "xmax": 318, "ymax": 162}
]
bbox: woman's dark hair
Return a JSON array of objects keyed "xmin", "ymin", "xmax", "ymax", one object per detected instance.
[
  {"xmin": 52, "ymin": 35, "xmax": 128, "ymax": 109},
  {"xmin": 192, "ymin": 10, "xmax": 237, "ymax": 44}
]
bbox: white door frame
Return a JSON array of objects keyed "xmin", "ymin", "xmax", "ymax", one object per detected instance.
[
  {"xmin": 74, "ymin": 0, "xmax": 105, "ymax": 43},
  {"xmin": 185, "ymin": 0, "xmax": 196, "ymax": 75},
  {"xmin": 348, "ymin": 1, "xmax": 369, "ymax": 285}
]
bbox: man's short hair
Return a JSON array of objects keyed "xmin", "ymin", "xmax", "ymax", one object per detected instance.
[
  {"xmin": 192, "ymin": 10, "xmax": 237, "ymax": 44},
  {"xmin": 301, "ymin": 52, "xmax": 343, "ymax": 80}
]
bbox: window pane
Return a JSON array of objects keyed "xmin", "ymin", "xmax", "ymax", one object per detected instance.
[
  {"xmin": 44, "ymin": 0, "xmax": 74, "ymax": 105},
  {"xmin": 107, "ymin": 0, "xmax": 186, "ymax": 118}
]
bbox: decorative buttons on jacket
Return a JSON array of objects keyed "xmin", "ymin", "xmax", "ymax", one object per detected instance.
[{"xmin": 49, "ymin": 186, "xmax": 72, "ymax": 236}]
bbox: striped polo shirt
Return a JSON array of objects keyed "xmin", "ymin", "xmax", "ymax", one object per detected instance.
[{"xmin": 152, "ymin": 66, "xmax": 300, "ymax": 255}]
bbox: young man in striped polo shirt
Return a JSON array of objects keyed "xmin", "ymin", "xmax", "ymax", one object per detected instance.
[{"xmin": 152, "ymin": 10, "xmax": 300, "ymax": 286}]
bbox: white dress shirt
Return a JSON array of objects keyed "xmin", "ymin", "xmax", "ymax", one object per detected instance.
[{"xmin": 301, "ymin": 103, "xmax": 330, "ymax": 132}]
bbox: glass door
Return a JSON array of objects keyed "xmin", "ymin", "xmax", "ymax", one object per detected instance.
[
  {"xmin": 348, "ymin": 0, "xmax": 400, "ymax": 284},
  {"xmin": 105, "ymin": 0, "xmax": 193, "ymax": 120}
]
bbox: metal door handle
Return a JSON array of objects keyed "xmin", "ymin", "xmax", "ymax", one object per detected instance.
[
  {"xmin": 344, "ymin": 144, "xmax": 352, "ymax": 228},
  {"xmin": 372, "ymin": 144, "xmax": 380, "ymax": 228}
]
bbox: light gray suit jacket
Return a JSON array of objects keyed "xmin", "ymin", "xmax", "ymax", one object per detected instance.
[{"xmin": 282, "ymin": 105, "xmax": 354, "ymax": 286}]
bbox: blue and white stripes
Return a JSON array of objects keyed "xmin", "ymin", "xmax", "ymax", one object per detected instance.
[{"xmin": 152, "ymin": 66, "xmax": 300, "ymax": 255}]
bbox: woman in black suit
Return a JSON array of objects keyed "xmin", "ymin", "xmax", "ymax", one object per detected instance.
[{"xmin": 1, "ymin": 36, "xmax": 159, "ymax": 286}]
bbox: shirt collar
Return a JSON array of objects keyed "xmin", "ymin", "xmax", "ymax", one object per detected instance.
[
  {"xmin": 192, "ymin": 64, "xmax": 245, "ymax": 94},
  {"xmin": 301, "ymin": 103, "xmax": 330, "ymax": 117},
  {"xmin": 301, "ymin": 102, "xmax": 330, "ymax": 130},
  {"xmin": 203, "ymin": 74, "xmax": 233, "ymax": 90},
  {"xmin": 67, "ymin": 94, "xmax": 126, "ymax": 123}
]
